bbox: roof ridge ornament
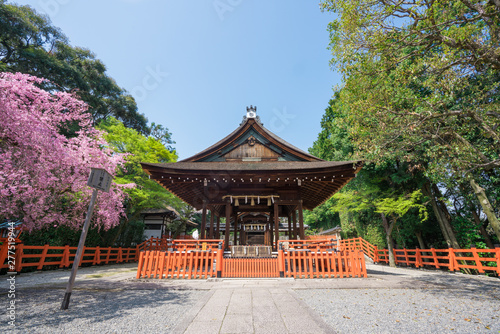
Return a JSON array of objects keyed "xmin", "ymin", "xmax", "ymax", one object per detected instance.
[
  {"xmin": 241, "ymin": 105, "xmax": 263, "ymax": 125},
  {"xmin": 246, "ymin": 105, "xmax": 256, "ymax": 118}
]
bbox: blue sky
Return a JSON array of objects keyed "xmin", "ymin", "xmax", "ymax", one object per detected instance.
[{"xmin": 16, "ymin": 0, "xmax": 341, "ymax": 160}]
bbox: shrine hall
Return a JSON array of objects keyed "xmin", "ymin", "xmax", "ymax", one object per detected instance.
[{"xmin": 141, "ymin": 106, "xmax": 362, "ymax": 252}]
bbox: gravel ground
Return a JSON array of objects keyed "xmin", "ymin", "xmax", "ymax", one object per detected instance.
[
  {"xmin": 295, "ymin": 287, "xmax": 500, "ymax": 334},
  {"xmin": 2, "ymin": 262, "xmax": 499, "ymax": 333},
  {"xmin": 2, "ymin": 288, "xmax": 207, "ymax": 333}
]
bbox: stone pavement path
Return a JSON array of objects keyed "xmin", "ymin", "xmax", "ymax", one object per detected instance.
[{"xmin": 178, "ymin": 284, "xmax": 331, "ymax": 334}]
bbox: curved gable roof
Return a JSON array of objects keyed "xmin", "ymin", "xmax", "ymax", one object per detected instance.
[{"xmin": 180, "ymin": 117, "xmax": 322, "ymax": 162}]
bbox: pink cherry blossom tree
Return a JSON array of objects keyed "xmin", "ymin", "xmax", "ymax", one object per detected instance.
[{"xmin": 0, "ymin": 72, "xmax": 129, "ymax": 231}]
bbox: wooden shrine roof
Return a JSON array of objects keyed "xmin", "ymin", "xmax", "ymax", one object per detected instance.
[
  {"xmin": 141, "ymin": 160, "xmax": 362, "ymax": 211},
  {"xmin": 141, "ymin": 108, "xmax": 363, "ymax": 213},
  {"xmin": 180, "ymin": 117, "xmax": 321, "ymax": 162},
  {"xmin": 142, "ymin": 161, "xmax": 360, "ymax": 172}
]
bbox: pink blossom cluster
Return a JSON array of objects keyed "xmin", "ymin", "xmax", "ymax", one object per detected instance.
[{"xmin": 0, "ymin": 72, "xmax": 129, "ymax": 231}]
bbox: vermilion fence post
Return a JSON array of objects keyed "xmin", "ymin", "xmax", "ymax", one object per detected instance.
[
  {"xmin": 471, "ymin": 246, "xmax": 484, "ymax": 273},
  {"xmin": 278, "ymin": 244, "xmax": 284, "ymax": 278},
  {"xmin": 136, "ymin": 251, "xmax": 144, "ymax": 279},
  {"xmin": 105, "ymin": 247, "xmax": 111, "ymax": 264},
  {"xmin": 78, "ymin": 246, "xmax": 85, "ymax": 266},
  {"xmin": 495, "ymin": 245, "xmax": 500, "ymax": 275},
  {"xmin": 430, "ymin": 248, "xmax": 438, "ymax": 268},
  {"xmin": 159, "ymin": 252, "xmax": 166, "ymax": 279},
  {"xmin": 37, "ymin": 245, "xmax": 49, "ymax": 270},
  {"xmin": 94, "ymin": 246, "xmax": 100, "ymax": 265},
  {"xmin": 0, "ymin": 244, "xmax": 8, "ymax": 270},
  {"xmin": 448, "ymin": 248, "xmax": 455, "ymax": 272},
  {"xmin": 415, "ymin": 248, "xmax": 421, "ymax": 268},
  {"xmin": 14, "ymin": 244, "xmax": 23, "ymax": 272},
  {"xmin": 60, "ymin": 245, "xmax": 69, "ymax": 268},
  {"xmin": 216, "ymin": 242, "xmax": 223, "ymax": 278},
  {"xmin": 360, "ymin": 250, "xmax": 367, "ymax": 277}
]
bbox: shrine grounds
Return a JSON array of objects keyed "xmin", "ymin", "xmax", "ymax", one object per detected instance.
[{"xmin": 1, "ymin": 261, "xmax": 499, "ymax": 334}]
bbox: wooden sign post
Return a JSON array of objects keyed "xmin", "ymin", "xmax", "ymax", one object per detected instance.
[{"xmin": 61, "ymin": 168, "xmax": 112, "ymax": 310}]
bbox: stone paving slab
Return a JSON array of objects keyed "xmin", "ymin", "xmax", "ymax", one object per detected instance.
[{"xmin": 174, "ymin": 286, "xmax": 332, "ymax": 334}]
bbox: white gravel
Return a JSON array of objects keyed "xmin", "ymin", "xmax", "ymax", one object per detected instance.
[
  {"xmin": 295, "ymin": 287, "xmax": 500, "ymax": 334},
  {"xmin": 2, "ymin": 262, "xmax": 499, "ymax": 333},
  {"xmin": 2, "ymin": 288, "xmax": 207, "ymax": 333}
]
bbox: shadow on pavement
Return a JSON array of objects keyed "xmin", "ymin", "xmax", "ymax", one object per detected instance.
[{"xmin": 12, "ymin": 288, "xmax": 197, "ymax": 331}]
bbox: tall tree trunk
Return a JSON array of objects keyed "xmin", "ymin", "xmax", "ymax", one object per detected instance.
[
  {"xmin": 471, "ymin": 210, "xmax": 495, "ymax": 249},
  {"xmin": 422, "ymin": 182, "xmax": 461, "ymax": 248},
  {"xmin": 469, "ymin": 178, "xmax": 500, "ymax": 241},
  {"xmin": 415, "ymin": 230, "xmax": 426, "ymax": 250},
  {"xmin": 381, "ymin": 213, "xmax": 396, "ymax": 267},
  {"xmin": 431, "ymin": 184, "xmax": 462, "ymax": 249},
  {"xmin": 424, "ymin": 183, "xmax": 473, "ymax": 274}
]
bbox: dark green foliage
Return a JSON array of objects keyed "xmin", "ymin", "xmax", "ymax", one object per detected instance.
[{"xmin": 20, "ymin": 219, "xmax": 145, "ymax": 248}]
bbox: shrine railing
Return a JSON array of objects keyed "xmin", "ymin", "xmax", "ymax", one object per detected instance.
[
  {"xmin": 279, "ymin": 240, "xmax": 367, "ymax": 278},
  {"xmin": 223, "ymin": 257, "xmax": 279, "ymax": 278},
  {"xmin": 136, "ymin": 239, "xmax": 368, "ymax": 279},
  {"xmin": 337, "ymin": 237, "xmax": 500, "ymax": 275},
  {"xmin": 0, "ymin": 244, "xmax": 137, "ymax": 273}
]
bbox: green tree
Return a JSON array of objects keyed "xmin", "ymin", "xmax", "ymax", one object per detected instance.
[
  {"xmin": 98, "ymin": 118, "xmax": 196, "ymax": 241},
  {"xmin": 149, "ymin": 122, "xmax": 175, "ymax": 151},
  {"xmin": 321, "ymin": 0, "xmax": 500, "ymax": 242},
  {"xmin": 309, "ymin": 96, "xmax": 433, "ymax": 253},
  {"xmin": 98, "ymin": 117, "xmax": 178, "ymax": 216},
  {"xmin": 0, "ymin": 1, "xmax": 149, "ymax": 134}
]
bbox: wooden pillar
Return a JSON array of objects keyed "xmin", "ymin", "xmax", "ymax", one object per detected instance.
[
  {"xmin": 216, "ymin": 216, "xmax": 220, "ymax": 239},
  {"xmin": 233, "ymin": 213, "xmax": 238, "ymax": 246},
  {"xmin": 287, "ymin": 213, "xmax": 292, "ymax": 240},
  {"xmin": 269, "ymin": 217, "xmax": 274, "ymax": 249},
  {"xmin": 292, "ymin": 209, "xmax": 297, "ymax": 240},
  {"xmin": 225, "ymin": 201, "xmax": 231, "ymax": 250},
  {"xmin": 241, "ymin": 228, "xmax": 245, "ymax": 245},
  {"xmin": 201, "ymin": 200, "xmax": 207, "ymax": 239},
  {"xmin": 265, "ymin": 223, "xmax": 270, "ymax": 246},
  {"xmin": 209, "ymin": 210, "xmax": 215, "ymax": 239},
  {"xmin": 298, "ymin": 200, "xmax": 305, "ymax": 239},
  {"xmin": 274, "ymin": 202, "xmax": 279, "ymax": 251}
]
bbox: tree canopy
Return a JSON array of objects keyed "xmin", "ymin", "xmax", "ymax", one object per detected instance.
[
  {"xmin": 0, "ymin": 1, "xmax": 149, "ymax": 134},
  {"xmin": 98, "ymin": 117, "xmax": 180, "ymax": 218},
  {"xmin": 318, "ymin": 0, "xmax": 500, "ymax": 247}
]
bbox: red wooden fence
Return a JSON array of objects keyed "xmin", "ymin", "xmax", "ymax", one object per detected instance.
[
  {"xmin": 0, "ymin": 244, "xmax": 137, "ymax": 272},
  {"xmin": 341, "ymin": 237, "xmax": 500, "ymax": 275},
  {"xmin": 137, "ymin": 249, "xmax": 221, "ymax": 279},
  {"xmin": 136, "ymin": 239, "xmax": 368, "ymax": 279},
  {"xmin": 281, "ymin": 246, "xmax": 367, "ymax": 278},
  {"xmin": 5, "ymin": 237, "xmax": 495, "ymax": 277},
  {"xmin": 223, "ymin": 257, "xmax": 279, "ymax": 278}
]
